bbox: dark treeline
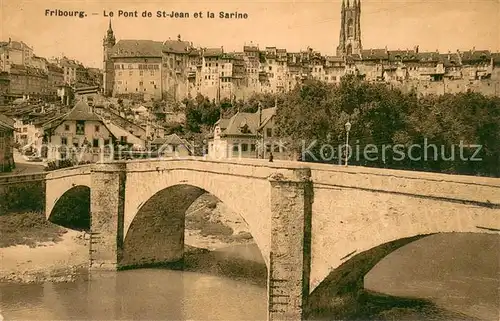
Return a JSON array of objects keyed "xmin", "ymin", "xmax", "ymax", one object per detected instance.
[
  {"xmin": 167, "ymin": 76, "xmax": 498, "ymax": 177},
  {"xmin": 275, "ymin": 75, "xmax": 500, "ymax": 177}
]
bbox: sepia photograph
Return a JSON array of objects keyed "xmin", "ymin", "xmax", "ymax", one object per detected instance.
[{"xmin": 0, "ymin": 0, "xmax": 499, "ymax": 320}]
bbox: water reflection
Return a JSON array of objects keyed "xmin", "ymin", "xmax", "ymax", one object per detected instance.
[{"xmin": 0, "ymin": 245, "xmax": 267, "ymax": 320}]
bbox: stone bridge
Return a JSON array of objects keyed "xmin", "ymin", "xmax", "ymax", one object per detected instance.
[{"xmin": 44, "ymin": 158, "xmax": 500, "ymax": 320}]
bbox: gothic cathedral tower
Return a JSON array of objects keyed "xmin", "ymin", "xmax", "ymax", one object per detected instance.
[
  {"xmin": 336, "ymin": 0, "xmax": 362, "ymax": 57},
  {"xmin": 103, "ymin": 20, "xmax": 116, "ymax": 96}
]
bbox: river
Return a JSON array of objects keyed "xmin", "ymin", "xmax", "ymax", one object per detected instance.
[{"xmin": 0, "ymin": 235, "xmax": 499, "ymax": 320}]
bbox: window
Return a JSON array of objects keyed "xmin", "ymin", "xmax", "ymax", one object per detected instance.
[
  {"xmin": 104, "ymin": 139, "xmax": 110, "ymax": 146},
  {"xmin": 346, "ymin": 44, "xmax": 353, "ymax": 56},
  {"xmin": 347, "ymin": 19, "xmax": 354, "ymax": 38},
  {"xmin": 266, "ymin": 144, "xmax": 271, "ymax": 152},
  {"xmin": 93, "ymin": 139, "xmax": 99, "ymax": 148},
  {"xmin": 232, "ymin": 144, "xmax": 239, "ymax": 152},
  {"xmin": 250, "ymin": 144, "xmax": 256, "ymax": 152},
  {"xmin": 61, "ymin": 137, "xmax": 67, "ymax": 145},
  {"xmin": 274, "ymin": 144, "xmax": 280, "ymax": 152},
  {"xmin": 120, "ymin": 136, "xmax": 127, "ymax": 143},
  {"xmin": 150, "ymin": 71, "xmax": 154, "ymax": 76},
  {"xmin": 118, "ymin": 71, "xmax": 122, "ymax": 76},
  {"xmin": 139, "ymin": 81, "xmax": 143, "ymax": 86},
  {"xmin": 76, "ymin": 121, "xmax": 85, "ymax": 135},
  {"xmin": 65, "ymin": 124, "xmax": 70, "ymax": 131},
  {"xmin": 139, "ymin": 71, "xmax": 143, "ymax": 76},
  {"xmin": 241, "ymin": 143, "xmax": 248, "ymax": 152},
  {"xmin": 266, "ymin": 128, "xmax": 272, "ymax": 137},
  {"xmin": 95, "ymin": 125, "xmax": 100, "ymax": 132},
  {"xmin": 129, "ymin": 71, "xmax": 133, "ymax": 76}
]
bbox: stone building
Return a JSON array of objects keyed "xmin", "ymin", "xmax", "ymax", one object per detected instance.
[
  {"xmin": 0, "ymin": 113, "xmax": 15, "ymax": 172},
  {"xmin": 337, "ymin": 0, "xmax": 362, "ymax": 57},
  {"xmin": 151, "ymin": 133, "xmax": 192, "ymax": 157},
  {"xmin": 0, "ymin": 39, "xmax": 34, "ymax": 72},
  {"xmin": 102, "ymin": 1, "xmax": 500, "ymax": 101},
  {"xmin": 41, "ymin": 101, "xmax": 145, "ymax": 162},
  {"xmin": 208, "ymin": 106, "xmax": 286, "ymax": 160}
]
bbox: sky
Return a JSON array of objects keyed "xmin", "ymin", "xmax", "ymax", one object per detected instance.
[{"xmin": 1, "ymin": 0, "xmax": 499, "ymax": 68}]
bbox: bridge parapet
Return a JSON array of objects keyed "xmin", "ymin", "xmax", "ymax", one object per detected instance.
[
  {"xmin": 0, "ymin": 172, "xmax": 46, "ymax": 185},
  {"xmin": 45, "ymin": 165, "xmax": 92, "ymax": 181},
  {"xmin": 310, "ymin": 165, "xmax": 500, "ymax": 206},
  {"xmin": 114, "ymin": 157, "xmax": 311, "ymax": 180}
]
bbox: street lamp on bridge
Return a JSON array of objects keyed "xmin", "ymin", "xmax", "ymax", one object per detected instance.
[{"xmin": 344, "ymin": 120, "xmax": 351, "ymax": 167}]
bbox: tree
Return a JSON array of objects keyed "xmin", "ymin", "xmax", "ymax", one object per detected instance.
[{"xmin": 275, "ymin": 76, "xmax": 500, "ymax": 177}]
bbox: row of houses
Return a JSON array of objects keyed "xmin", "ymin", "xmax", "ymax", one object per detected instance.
[
  {"xmin": 103, "ymin": 21, "xmax": 500, "ymax": 103},
  {"xmin": 0, "ymin": 39, "xmax": 102, "ymax": 102},
  {"xmin": 5, "ymin": 99, "xmax": 193, "ymax": 164},
  {"xmin": 0, "ymin": 93, "xmax": 285, "ymax": 172}
]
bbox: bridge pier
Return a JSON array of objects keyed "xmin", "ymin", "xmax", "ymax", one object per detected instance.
[
  {"xmin": 89, "ymin": 163, "xmax": 127, "ymax": 271},
  {"xmin": 268, "ymin": 168, "xmax": 313, "ymax": 321}
]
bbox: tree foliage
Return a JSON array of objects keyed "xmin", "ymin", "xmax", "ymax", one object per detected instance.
[{"xmin": 275, "ymin": 75, "xmax": 500, "ymax": 177}]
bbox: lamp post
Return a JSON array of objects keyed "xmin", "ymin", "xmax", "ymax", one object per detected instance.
[{"xmin": 344, "ymin": 121, "xmax": 351, "ymax": 167}]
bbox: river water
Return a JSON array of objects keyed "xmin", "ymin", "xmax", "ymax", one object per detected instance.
[{"xmin": 1, "ymin": 235, "xmax": 499, "ymax": 320}]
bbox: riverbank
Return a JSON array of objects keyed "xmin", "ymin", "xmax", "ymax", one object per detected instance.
[
  {"xmin": 1, "ymin": 197, "xmax": 498, "ymax": 320},
  {"xmin": 0, "ymin": 194, "xmax": 254, "ymax": 284},
  {"xmin": 0, "ymin": 227, "xmax": 88, "ymax": 283}
]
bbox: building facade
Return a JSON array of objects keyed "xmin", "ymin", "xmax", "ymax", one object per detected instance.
[
  {"xmin": 208, "ymin": 106, "xmax": 288, "ymax": 160},
  {"xmin": 103, "ymin": 1, "xmax": 500, "ymax": 101},
  {"xmin": 0, "ymin": 39, "xmax": 102, "ymax": 101},
  {"xmin": 43, "ymin": 101, "xmax": 114, "ymax": 162}
]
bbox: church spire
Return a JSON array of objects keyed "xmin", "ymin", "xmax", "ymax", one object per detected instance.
[
  {"xmin": 336, "ymin": 0, "xmax": 362, "ymax": 57},
  {"xmin": 104, "ymin": 19, "xmax": 116, "ymax": 46}
]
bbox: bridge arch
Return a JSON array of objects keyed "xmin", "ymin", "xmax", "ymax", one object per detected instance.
[
  {"xmin": 305, "ymin": 231, "xmax": 499, "ymax": 320},
  {"xmin": 123, "ymin": 164, "xmax": 273, "ymax": 267},
  {"xmin": 121, "ymin": 184, "xmax": 266, "ymax": 268},
  {"xmin": 48, "ymin": 185, "xmax": 91, "ymax": 230},
  {"xmin": 308, "ymin": 182, "xmax": 500, "ymax": 318},
  {"xmin": 45, "ymin": 166, "xmax": 92, "ymax": 220},
  {"xmin": 309, "ymin": 167, "xmax": 500, "ymax": 295}
]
